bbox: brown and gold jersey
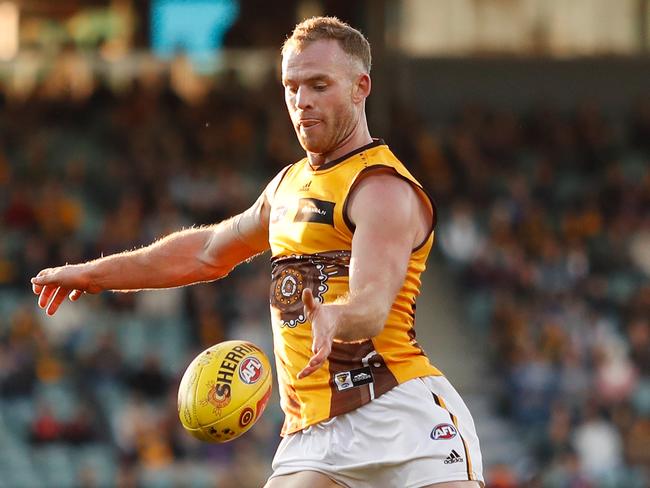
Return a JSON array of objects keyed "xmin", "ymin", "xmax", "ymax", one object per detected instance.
[{"xmin": 268, "ymin": 139, "xmax": 442, "ymax": 435}]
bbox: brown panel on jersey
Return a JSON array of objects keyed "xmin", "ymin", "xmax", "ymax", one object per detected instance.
[
  {"xmin": 406, "ymin": 303, "xmax": 426, "ymax": 357},
  {"xmin": 270, "ymin": 251, "xmax": 351, "ymax": 328},
  {"xmin": 328, "ymin": 340, "xmax": 399, "ymax": 418}
]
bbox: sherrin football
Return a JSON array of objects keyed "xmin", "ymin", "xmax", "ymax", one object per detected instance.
[{"xmin": 178, "ymin": 340, "xmax": 272, "ymax": 443}]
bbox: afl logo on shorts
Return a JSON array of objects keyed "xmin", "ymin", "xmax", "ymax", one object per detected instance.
[
  {"xmin": 239, "ymin": 357, "xmax": 263, "ymax": 385},
  {"xmin": 430, "ymin": 423, "xmax": 458, "ymax": 440}
]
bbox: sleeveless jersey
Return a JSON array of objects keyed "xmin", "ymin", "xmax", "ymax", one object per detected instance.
[{"xmin": 268, "ymin": 139, "xmax": 443, "ymax": 435}]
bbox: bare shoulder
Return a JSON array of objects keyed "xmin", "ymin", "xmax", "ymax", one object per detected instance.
[
  {"xmin": 351, "ymin": 171, "xmax": 416, "ymax": 202},
  {"xmin": 247, "ymin": 164, "xmax": 294, "ymax": 231},
  {"xmin": 264, "ymin": 164, "xmax": 295, "ymax": 204},
  {"xmin": 347, "ymin": 171, "xmax": 432, "ymax": 247},
  {"xmin": 347, "ymin": 171, "xmax": 428, "ymax": 222}
]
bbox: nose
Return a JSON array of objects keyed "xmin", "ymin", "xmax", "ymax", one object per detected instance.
[{"xmin": 295, "ymin": 86, "xmax": 312, "ymax": 110}]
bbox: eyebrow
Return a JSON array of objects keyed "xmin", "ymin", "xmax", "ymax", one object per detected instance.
[{"xmin": 282, "ymin": 74, "xmax": 332, "ymax": 85}]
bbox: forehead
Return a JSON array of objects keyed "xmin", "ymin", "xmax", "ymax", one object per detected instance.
[{"xmin": 282, "ymin": 39, "xmax": 353, "ymax": 80}]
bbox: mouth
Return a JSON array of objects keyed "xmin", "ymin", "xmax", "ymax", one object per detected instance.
[{"xmin": 299, "ymin": 119, "xmax": 321, "ymax": 129}]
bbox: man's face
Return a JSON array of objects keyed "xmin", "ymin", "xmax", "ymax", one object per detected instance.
[{"xmin": 282, "ymin": 39, "xmax": 363, "ymax": 155}]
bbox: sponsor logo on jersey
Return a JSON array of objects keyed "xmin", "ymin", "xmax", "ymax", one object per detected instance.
[
  {"xmin": 239, "ymin": 356, "xmax": 264, "ymax": 384},
  {"xmin": 444, "ymin": 449, "xmax": 464, "ymax": 464},
  {"xmin": 270, "ymin": 205, "xmax": 288, "ymax": 224},
  {"xmin": 294, "ymin": 198, "xmax": 335, "ymax": 225},
  {"xmin": 353, "ymin": 371, "xmax": 372, "ymax": 382},
  {"xmin": 333, "ymin": 366, "xmax": 374, "ymax": 391},
  {"xmin": 299, "ymin": 180, "xmax": 312, "ymax": 192},
  {"xmin": 430, "ymin": 423, "xmax": 458, "ymax": 440}
]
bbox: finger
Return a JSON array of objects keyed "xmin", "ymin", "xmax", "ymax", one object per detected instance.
[
  {"xmin": 297, "ymin": 359, "xmax": 320, "ymax": 379},
  {"xmin": 311, "ymin": 336, "xmax": 331, "ymax": 360},
  {"xmin": 46, "ymin": 287, "xmax": 70, "ymax": 316},
  {"xmin": 297, "ymin": 346, "xmax": 329, "ymax": 379},
  {"xmin": 69, "ymin": 290, "xmax": 83, "ymax": 301},
  {"xmin": 38, "ymin": 286, "xmax": 57, "ymax": 309},
  {"xmin": 32, "ymin": 283, "xmax": 43, "ymax": 295},
  {"xmin": 297, "ymin": 359, "xmax": 324, "ymax": 379}
]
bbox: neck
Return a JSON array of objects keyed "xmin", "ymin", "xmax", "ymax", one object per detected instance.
[{"xmin": 307, "ymin": 117, "xmax": 373, "ymax": 169}]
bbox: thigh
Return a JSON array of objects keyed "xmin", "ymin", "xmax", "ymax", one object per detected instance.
[
  {"xmin": 264, "ymin": 470, "xmax": 344, "ymax": 488},
  {"xmin": 270, "ymin": 377, "xmax": 484, "ymax": 488}
]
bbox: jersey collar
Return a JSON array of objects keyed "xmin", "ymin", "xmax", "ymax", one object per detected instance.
[{"xmin": 309, "ymin": 138, "xmax": 385, "ymax": 172}]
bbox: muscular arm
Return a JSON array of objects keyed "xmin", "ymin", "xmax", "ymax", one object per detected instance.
[
  {"xmin": 82, "ymin": 196, "xmax": 268, "ymax": 291},
  {"xmin": 298, "ymin": 172, "xmax": 432, "ymax": 378},
  {"xmin": 31, "ymin": 171, "xmax": 284, "ymax": 315}
]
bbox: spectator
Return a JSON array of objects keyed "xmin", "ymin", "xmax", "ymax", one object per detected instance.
[
  {"xmin": 126, "ymin": 353, "xmax": 170, "ymax": 399},
  {"xmin": 1, "ymin": 59, "xmax": 647, "ymax": 486},
  {"xmin": 30, "ymin": 403, "xmax": 63, "ymax": 444},
  {"xmin": 63, "ymin": 404, "xmax": 98, "ymax": 445},
  {"xmin": 572, "ymin": 403, "xmax": 624, "ymax": 479}
]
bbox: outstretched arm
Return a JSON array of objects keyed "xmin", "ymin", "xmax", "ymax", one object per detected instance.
[
  {"xmin": 31, "ymin": 175, "xmax": 280, "ymax": 315},
  {"xmin": 298, "ymin": 172, "xmax": 432, "ymax": 378}
]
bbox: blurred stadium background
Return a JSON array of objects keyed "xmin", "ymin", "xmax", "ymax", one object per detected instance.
[{"xmin": 0, "ymin": 1, "xmax": 649, "ymax": 487}]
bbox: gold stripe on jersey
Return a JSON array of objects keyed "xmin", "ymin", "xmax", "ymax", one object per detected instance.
[
  {"xmin": 432, "ymin": 392, "xmax": 475, "ymax": 481},
  {"xmin": 268, "ymin": 139, "xmax": 443, "ymax": 435}
]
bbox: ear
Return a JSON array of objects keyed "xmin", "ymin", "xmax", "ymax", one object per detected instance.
[{"xmin": 352, "ymin": 73, "xmax": 371, "ymax": 103}]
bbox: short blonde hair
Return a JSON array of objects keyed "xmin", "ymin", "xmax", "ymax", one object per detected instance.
[{"xmin": 282, "ymin": 16, "xmax": 371, "ymax": 73}]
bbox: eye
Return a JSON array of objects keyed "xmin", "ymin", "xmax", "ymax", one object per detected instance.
[{"xmin": 313, "ymin": 84, "xmax": 327, "ymax": 92}]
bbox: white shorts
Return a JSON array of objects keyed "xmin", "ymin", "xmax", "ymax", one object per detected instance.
[{"xmin": 270, "ymin": 376, "xmax": 484, "ymax": 488}]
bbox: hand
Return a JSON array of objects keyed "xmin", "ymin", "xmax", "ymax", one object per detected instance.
[
  {"xmin": 30, "ymin": 264, "xmax": 98, "ymax": 316},
  {"xmin": 297, "ymin": 288, "xmax": 340, "ymax": 379}
]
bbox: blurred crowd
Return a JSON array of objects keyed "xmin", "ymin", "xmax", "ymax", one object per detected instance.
[
  {"xmin": 0, "ymin": 54, "xmax": 649, "ymax": 487},
  {"xmin": 0, "ymin": 58, "xmax": 298, "ymax": 487},
  {"xmin": 403, "ymin": 101, "xmax": 650, "ymax": 486}
]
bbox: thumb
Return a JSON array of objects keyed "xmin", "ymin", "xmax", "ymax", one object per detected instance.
[
  {"xmin": 31, "ymin": 268, "xmax": 54, "ymax": 285},
  {"xmin": 302, "ymin": 288, "xmax": 318, "ymax": 316}
]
